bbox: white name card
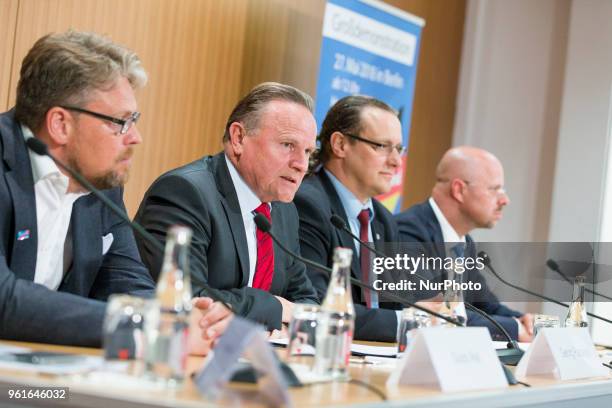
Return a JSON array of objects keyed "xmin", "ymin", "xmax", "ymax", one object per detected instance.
[
  {"xmin": 387, "ymin": 327, "xmax": 508, "ymax": 392},
  {"xmin": 515, "ymin": 327, "xmax": 607, "ymax": 381}
]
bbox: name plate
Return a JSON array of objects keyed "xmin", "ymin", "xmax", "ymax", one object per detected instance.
[
  {"xmin": 387, "ymin": 327, "xmax": 507, "ymax": 392},
  {"xmin": 515, "ymin": 327, "xmax": 607, "ymax": 380},
  {"xmin": 193, "ymin": 317, "xmax": 291, "ymax": 406}
]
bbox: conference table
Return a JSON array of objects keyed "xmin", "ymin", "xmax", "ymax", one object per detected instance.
[{"xmin": 0, "ymin": 339, "xmax": 611, "ymax": 407}]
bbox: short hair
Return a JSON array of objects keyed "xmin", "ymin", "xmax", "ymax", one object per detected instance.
[
  {"xmin": 223, "ymin": 82, "xmax": 314, "ymax": 142},
  {"xmin": 314, "ymin": 95, "xmax": 397, "ymax": 166},
  {"xmin": 15, "ymin": 30, "xmax": 147, "ymax": 131}
]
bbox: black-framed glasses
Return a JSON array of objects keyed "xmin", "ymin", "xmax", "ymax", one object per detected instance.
[
  {"xmin": 343, "ymin": 132, "xmax": 406, "ymax": 155},
  {"xmin": 61, "ymin": 106, "xmax": 141, "ymax": 135}
]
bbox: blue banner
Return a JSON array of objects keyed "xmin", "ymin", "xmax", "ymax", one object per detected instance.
[{"xmin": 315, "ymin": 0, "xmax": 425, "ymax": 212}]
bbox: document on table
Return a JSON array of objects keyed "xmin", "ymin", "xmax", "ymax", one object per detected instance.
[
  {"xmin": 0, "ymin": 345, "xmax": 102, "ymax": 375},
  {"xmin": 269, "ymin": 338, "xmax": 398, "ymax": 358}
]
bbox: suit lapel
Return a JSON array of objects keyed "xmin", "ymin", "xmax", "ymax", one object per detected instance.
[
  {"xmin": 371, "ymin": 212, "xmax": 384, "ymax": 253},
  {"xmin": 422, "ymin": 201, "xmax": 447, "ymax": 258},
  {"xmin": 317, "ymin": 170, "xmax": 361, "ymax": 279},
  {"xmin": 212, "ymin": 154, "xmax": 250, "ymax": 286},
  {"xmin": 268, "ymin": 202, "xmax": 284, "ymax": 294},
  {"xmin": 1, "ymin": 113, "xmax": 38, "ymax": 281},
  {"xmin": 59, "ymin": 195, "xmax": 101, "ymax": 295}
]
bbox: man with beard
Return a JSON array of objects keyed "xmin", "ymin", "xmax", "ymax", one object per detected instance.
[
  {"xmin": 0, "ymin": 31, "xmax": 230, "ymax": 347},
  {"xmin": 135, "ymin": 82, "xmax": 319, "ymax": 331},
  {"xmin": 395, "ymin": 146, "xmax": 534, "ymax": 341}
]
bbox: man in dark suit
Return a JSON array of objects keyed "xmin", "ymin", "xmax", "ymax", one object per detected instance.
[
  {"xmin": 0, "ymin": 31, "xmax": 229, "ymax": 347},
  {"xmin": 135, "ymin": 83, "xmax": 319, "ymax": 331},
  {"xmin": 395, "ymin": 146, "xmax": 534, "ymax": 341},
  {"xmin": 294, "ymin": 96, "xmax": 405, "ymax": 342}
]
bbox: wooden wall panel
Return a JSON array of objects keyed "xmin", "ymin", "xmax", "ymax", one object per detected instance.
[
  {"xmin": 8, "ymin": 0, "xmax": 248, "ymax": 214},
  {"xmin": 239, "ymin": 0, "xmax": 466, "ymax": 211},
  {"xmin": 3, "ymin": 0, "xmax": 465, "ymax": 215},
  {"xmin": 0, "ymin": 0, "xmax": 18, "ymax": 111},
  {"xmin": 239, "ymin": 0, "xmax": 325, "ymax": 96}
]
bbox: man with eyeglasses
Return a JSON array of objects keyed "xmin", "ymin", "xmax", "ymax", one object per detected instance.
[
  {"xmin": 395, "ymin": 146, "xmax": 534, "ymax": 341},
  {"xmin": 0, "ymin": 31, "xmax": 231, "ymax": 347},
  {"xmin": 294, "ymin": 95, "xmax": 405, "ymax": 342}
]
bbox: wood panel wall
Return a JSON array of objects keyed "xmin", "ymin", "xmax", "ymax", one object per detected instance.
[
  {"xmin": 0, "ymin": 0, "xmax": 19, "ymax": 110},
  {"xmin": 1, "ymin": 0, "xmax": 465, "ymax": 215}
]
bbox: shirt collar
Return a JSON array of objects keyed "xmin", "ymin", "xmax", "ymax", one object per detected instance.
[
  {"xmin": 21, "ymin": 124, "xmax": 69, "ymax": 192},
  {"xmin": 429, "ymin": 197, "xmax": 465, "ymax": 243},
  {"xmin": 325, "ymin": 168, "xmax": 374, "ymax": 222},
  {"xmin": 225, "ymin": 154, "xmax": 268, "ymax": 215}
]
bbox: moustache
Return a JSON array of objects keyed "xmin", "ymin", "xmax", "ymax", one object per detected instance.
[{"xmin": 116, "ymin": 148, "xmax": 134, "ymax": 163}]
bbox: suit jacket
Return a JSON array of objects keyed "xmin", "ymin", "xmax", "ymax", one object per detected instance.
[
  {"xmin": 0, "ymin": 110, "xmax": 155, "ymax": 347},
  {"xmin": 134, "ymin": 153, "xmax": 318, "ymax": 330},
  {"xmin": 394, "ymin": 200, "xmax": 523, "ymax": 340},
  {"xmin": 294, "ymin": 168, "xmax": 401, "ymax": 342}
]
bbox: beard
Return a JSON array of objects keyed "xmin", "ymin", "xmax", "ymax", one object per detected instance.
[{"xmin": 67, "ymin": 147, "xmax": 133, "ymax": 191}]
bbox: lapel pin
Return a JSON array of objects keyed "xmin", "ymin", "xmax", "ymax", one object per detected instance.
[
  {"xmin": 16, "ymin": 229, "xmax": 31, "ymax": 241},
  {"xmin": 376, "ymin": 233, "xmax": 381, "ymax": 240}
]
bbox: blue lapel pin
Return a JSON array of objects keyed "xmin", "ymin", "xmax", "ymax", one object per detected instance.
[{"xmin": 16, "ymin": 229, "xmax": 30, "ymax": 241}]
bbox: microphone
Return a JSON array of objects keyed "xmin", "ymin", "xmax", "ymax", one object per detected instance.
[
  {"xmin": 329, "ymin": 216, "xmax": 523, "ymax": 364},
  {"xmin": 26, "ymin": 138, "xmax": 230, "ymax": 308},
  {"xmin": 546, "ymin": 259, "xmax": 612, "ymax": 302},
  {"xmin": 480, "ymin": 251, "xmax": 612, "ymax": 325},
  {"xmin": 26, "ymin": 137, "xmax": 163, "ymax": 253},
  {"xmin": 253, "ymin": 214, "xmax": 463, "ymax": 327},
  {"xmin": 330, "ymin": 214, "xmax": 385, "ymax": 257}
]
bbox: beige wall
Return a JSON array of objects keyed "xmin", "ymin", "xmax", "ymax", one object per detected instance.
[{"xmin": 1, "ymin": 0, "xmax": 465, "ymax": 215}]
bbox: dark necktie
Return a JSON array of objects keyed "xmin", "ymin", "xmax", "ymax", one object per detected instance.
[{"xmin": 252, "ymin": 203, "xmax": 274, "ymax": 291}]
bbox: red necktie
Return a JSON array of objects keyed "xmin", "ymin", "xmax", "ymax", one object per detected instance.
[
  {"xmin": 252, "ymin": 203, "xmax": 274, "ymax": 291},
  {"xmin": 358, "ymin": 209, "xmax": 372, "ymax": 308}
]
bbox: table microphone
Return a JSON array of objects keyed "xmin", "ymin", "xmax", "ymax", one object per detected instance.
[
  {"xmin": 546, "ymin": 259, "xmax": 612, "ymax": 302},
  {"xmin": 330, "ymin": 215, "xmax": 523, "ymax": 365},
  {"xmin": 253, "ymin": 214, "xmax": 462, "ymax": 327},
  {"xmin": 480, "ymin": 251, "xmax": 612, "ymax": 325},
  {"xmin": 330, "ymin": 214, "xmax": 385, "ymax": 257},
  {"xmin": 26, "ymin": 137, "xmax": 231, "ymax": 309}
]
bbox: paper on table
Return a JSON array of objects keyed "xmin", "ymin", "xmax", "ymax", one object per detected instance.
[
  {"xmin": 350, "ymin": 343, "xmax": 397, "ymax": 357},
  {"xmin": 0, "ymin": 346, "xmax": 103, "ymax": 375},
  {"xmin": 270, "ymin": 337, "xmax": 398, "ymax": 357}
]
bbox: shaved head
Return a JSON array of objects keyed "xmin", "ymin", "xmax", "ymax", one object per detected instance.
[
  {"xmin": 432, "ymin": 146, "xmax": 509, "ymax": 236},
  {"xmin": 435, "ymin": 146, "xmax": 502, "ymax": 183}
]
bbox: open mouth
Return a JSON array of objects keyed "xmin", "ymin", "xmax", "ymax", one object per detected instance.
[{"xmin": 281, "ymin": 176, "xmax": 298, "ymax": 185}]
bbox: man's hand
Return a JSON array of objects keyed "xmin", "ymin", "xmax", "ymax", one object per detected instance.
[
  {"xmin": 187, "ymin": 297, "xmax": 233, "ymax": 355},
  {"xmin": 274, "ymin": 296, "xmax": 294, "ymax": 324},
  {"xmin": 517, "ymin": 313, "xmax": 534, "ymax": 342}
]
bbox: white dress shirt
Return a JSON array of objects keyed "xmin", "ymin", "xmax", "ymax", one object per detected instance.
[
  {"xmin": 428, "ymin": 197, "xmax": 465, "ymax": 245},
  {"xmin": 225, "ymin": 155, "xmax": 270, "ymax": 287},
  {"xmin": 428, "ymin": 197, "xmax": 521, "ymax": 333},
  {"xmin": 23, "ymin": 125, "xmax": 88, "ymax": 290}
]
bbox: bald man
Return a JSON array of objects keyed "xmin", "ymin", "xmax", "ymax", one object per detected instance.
[{"xmin": 395, "ymin": 146, "xmax": 534, "ymax": 342}]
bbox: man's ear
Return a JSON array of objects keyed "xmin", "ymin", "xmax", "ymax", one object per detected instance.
[
  {"xmin": 329, "ymin": 131, "xmax": 348, "ymax": 158},
  {"xmin": 44, "ymin": 107, "xmax": 72, "ymax": 146},
  {"xmin": 227, "ymin": 122, "xmax": 248, "ymax": 156},
  {"xmin": 450, "ymin": 178, "xmax": 466, "ymax": 204}
]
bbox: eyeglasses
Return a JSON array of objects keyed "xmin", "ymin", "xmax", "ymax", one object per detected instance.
[
  {"xmin": 61, "ymin": 106, "xmax": 141, "ymax": 135},
  {"xmin": 437, "ymin": 178, "xmax": 507, "ymax": 197},
  {"xmin": 462, "ymin": 180, "xmax": 507, "ymax": 196},
  {"xmin": 343, "ymin": 132, "xmax": 406, "ymax": 155}
]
